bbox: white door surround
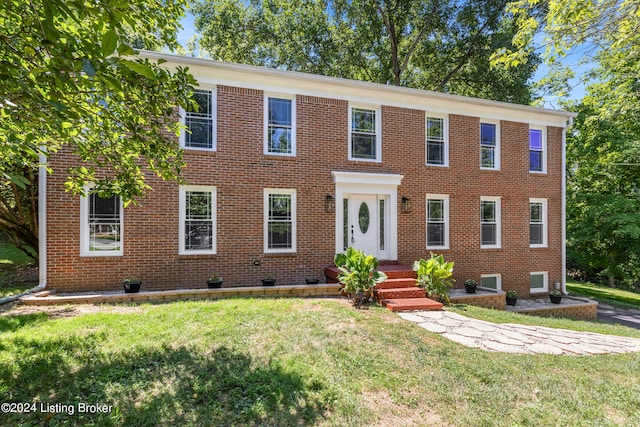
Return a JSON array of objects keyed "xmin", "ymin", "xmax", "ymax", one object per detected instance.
[{"xmin": 332, "ymin": 171, "xmax": 403, "ymax": 260}]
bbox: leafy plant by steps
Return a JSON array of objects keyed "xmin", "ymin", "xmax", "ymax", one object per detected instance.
[
  {"xmin": 413, "ymin": 253, "xmax": 455, "ymax": 305},
  {"xmin": 334, "ymin": 247, "xmax": 387, "ymax": 307}
]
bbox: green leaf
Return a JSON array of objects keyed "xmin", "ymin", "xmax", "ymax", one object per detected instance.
[
  {"xmin": 82, "ymin": 58, "xmax": 96, "ymax": 76},
  {"xmin": 122, "ymin": 60, "xmax": 155, "ymax": 79},
  {"xmin": 101, "ymin": 30, "xmax": 118, "ymax": 57}
]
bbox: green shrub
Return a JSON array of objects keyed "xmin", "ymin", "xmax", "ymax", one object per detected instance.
[
  {"xmin": 334, "ymin": 247, "xmax": 387, "ymax": 306},
  {"xmin": 413, "ymin": 253, "xmax": 455, "ymax": 305}
]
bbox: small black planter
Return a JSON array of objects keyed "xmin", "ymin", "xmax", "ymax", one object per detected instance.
[
  {"xmin": 465, "ymin": 284, "xmax": 477, "ymax": 294},
  {"xmin": 123, "ymin": 281, "xmax": 141, "ymax": 293},
  {"xmin": 506, "ymin": 297, "xmax": 517, "ymax": 306},
  {"xmin": 305, "ymin": 278, "xmax": 319, "ymax": 284},
  {"xmin": 550, "ymin": 294, "xmax": 562, "ymax": 304},
  {"xmin": 262, "ymin": 279, "xmax": 276, "ymax": 286},
  {"xmin": 207, "ymin": 280, "xmax": 223, "ymax": 289}
]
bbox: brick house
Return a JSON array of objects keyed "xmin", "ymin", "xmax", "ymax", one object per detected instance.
[{"xmin": 39, "ymin": 51, "xmax": 575, "ymax": 297}]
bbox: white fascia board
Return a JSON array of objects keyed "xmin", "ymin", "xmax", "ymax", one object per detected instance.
[
  {"xmin": 140, "ymin": 51, "xmax": 577, "ymax": 128},
  {"xmin": 332, "ymin": 171, "xmax": 404, "ymax": 186}
]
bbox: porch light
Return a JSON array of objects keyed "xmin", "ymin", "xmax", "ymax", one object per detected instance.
[
  {"xmin": 325, "ymin": 194, "xmax": 335, "ymax": 213},
  {"xmin": 401, "ymin": 196, "xmax": 411, "ymax": 213}
]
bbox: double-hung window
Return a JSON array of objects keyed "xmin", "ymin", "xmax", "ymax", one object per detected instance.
[
  {"xmin": 530, "ymin": 198, "xmax": 547, "ymax": 247},
  {"xmin": 80, "ymin": 190, "xmax": 123, "ymax": 256},
  {"xmin": 181, "ymin": 88, "xmax": 216, "ymax": 150},
  {"xmin": 265, "ymin": 95, "xmax": 295, "ymax": 155},
  {"xmin": 426, "ymin": 116, "xmax": 447, "ymax": 166},
  {"xmin": 426, "ymin": 194, "xmax": 449, "ymax": 249},
  {"xmin": 529, "ymin": 127, "xmax": 546, "ymax": 173},
  {"xmin": 480, "ymin": 121, "xmax": 499, "ymax": 169},
  {"xmin": 179, "ymin": 186, "xmax": 217, "ymax": 255},
  {"xmin": 264, "ymin": 189, "xmax": 296, "ymax": 253},
  {"xmin": 480, "ymin": 196, "xmax": 501, "ymax": 248},
  {"xmin": 349, "ymin": 106, "xmax": 381, "ymax": 161}
]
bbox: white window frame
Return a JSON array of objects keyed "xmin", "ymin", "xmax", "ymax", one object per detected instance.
[
  {"xmin": 179, "ymin": 87, "xmax": 217, "ymax": 151},
  {"xmin": 426, "ymin": 194, "xmax": 449, "ymax": 250},
  {"xmin": 529, "ymin": 126, "xmax": 547, "ymax": 174},
  {"xmin": 80, "ymin": 186, "xmax": 124, "ymax": 257},
  {"xmin": 480, "ymin": 274, "xmax": 502, "ymax": 291},
  {"xmin": 264, "ymin": 93, "xmax": 296, "ymax": 156},
  {"xmin": 480, "ymin": 196, "xmax": 501, "ymax": 249},
  {"xmin": 348, "ymin": 103, "xmax": 382, "ymax": 162},
  {"xmin": 480, "ymin": 120, "xmax": 500, "ymax": 170},
  {"xmin": 530, "ymin": 198, "xmax": 548, "ymax": 248},
  {"xmin": 179, "ymin": 185, "xmax": 217, "ymax": 255},
  {"xmin": 264, "ymin": 189, "xmax": 297, "ymax": 254},
  {"xmin": 425, "ymin": 115, "xmax": 448, "ymax": 167},
  {"xmin": 530, "ymin": 271, "xmax": 548, "ymax": 294}
]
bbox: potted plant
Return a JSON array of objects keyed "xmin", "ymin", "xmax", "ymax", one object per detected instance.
[
  {"xmin": 506, "ymin": 290, "xmax": 517, "ymax": 306},
  {"xmin": 334, "ymin": 247, "xmax": 387, "ymax": 307},
  {"xmin": 262, "ymin": 274, "xmax": 276, "ymax": 286},
  {"xmin": 549, "ymin": 289, "xmax": 563, "ymax": 304},
  {"xmin": 413, "ymin": 253, "xmax": 455, "ymax": 305},
  {"xmin": 464, "ymin": 279, "xmax": 478, "ymax": 294},
  {"xmin": 122, "ymin": 277, "xmax": 141, "ymax": 293},
  {"xmin": 207, "ymin": 274, "xmax": 223, "ymax": 289}
]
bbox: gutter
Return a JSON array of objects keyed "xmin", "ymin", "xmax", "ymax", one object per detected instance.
[{"xmin": 561, "ymin": 116, "xmax": 574, "ymax": 295}]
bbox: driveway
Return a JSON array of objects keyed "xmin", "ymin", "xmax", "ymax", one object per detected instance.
[{"xmin": 597, "ymin": 303, "xmax": 640, "ymax": 330}]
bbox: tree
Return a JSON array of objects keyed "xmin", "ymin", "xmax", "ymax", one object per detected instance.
[
  {"xmin": 1, "ymin": 0, "xmax": 197, "ymax": 258},
  {"xmin": 190, "ymin": 0, "xmax": 539, "ymax": 104}
]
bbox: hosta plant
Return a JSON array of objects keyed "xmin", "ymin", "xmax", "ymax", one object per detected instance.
[
  {"xmin": 413, "ymin": 253, "xmax": 455, "ymax": 305},
  {"xmin": 334, "ymin": 247, "xmax": 387, "ymax": 307}
]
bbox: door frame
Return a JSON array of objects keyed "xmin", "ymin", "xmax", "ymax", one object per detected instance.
[{"xmin": 332, "ymin": 171, "xmax": 403, "ymax": 260}]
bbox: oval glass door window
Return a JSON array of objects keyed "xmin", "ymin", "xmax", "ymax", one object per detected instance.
[{"xmin": 358, "ymin": 202, "xmax": 370, "ymax": 234}]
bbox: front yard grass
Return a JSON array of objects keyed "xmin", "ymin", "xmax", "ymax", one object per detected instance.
[
  {"xmin": 567, "ymin": 279, "xmax": 640, "ymax": 309},
  {"xmin": 0, "ymin": 234, "xmax": 37, "ymax": 298},
  {"xmin": 1, "ymin": 298, "xmax": 640, "ymax": 426}
]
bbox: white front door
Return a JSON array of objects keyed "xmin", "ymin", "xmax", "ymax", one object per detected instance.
[{"xmin": 348, "ymin": 194, "xmax": 380, "ymax": 257}]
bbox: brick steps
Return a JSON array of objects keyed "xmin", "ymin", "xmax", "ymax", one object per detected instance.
[
  {"xmin": 377, "ymin": 287, "xmax": 425, "ymax": 300},
  {"xmin": 381, "ymin": 298, "xmax": 444, "ymax": 311}
]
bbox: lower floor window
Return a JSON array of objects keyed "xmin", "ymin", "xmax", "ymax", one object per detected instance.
[
  {"xmin": 265, "ymin": 189, "xmax": 296, "ymax": 253},
  {"xmin": 80, "ymin": 189, "xmax": 123, "ymax": 256},
  {"xmin": 530, "ymin": 271, "xmax": 548, "ymax": 293},
  {"xmin": 480, "ymin": 274, "xmax": 501, "ymax": 290},
  {"xmin": 179, "ymin": 186, "xmax": 217, "ymax": 254}
]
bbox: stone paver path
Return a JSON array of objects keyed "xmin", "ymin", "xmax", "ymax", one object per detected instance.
[{"xmin": 398, "ymin": 310, "xmax": 640, "ymax": 355}]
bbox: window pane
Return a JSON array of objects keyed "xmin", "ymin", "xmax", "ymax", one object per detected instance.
[
  {"xmin": 352, "ymin": 108, "xmax": 376, "ymax": 133},
  {"xmin": 269, "ymin": 194, "xmax": 291, "ymax": 220},
  {"xmin": 530, "ymin": 203, "xmax": 542, "ymax": 222},
  {"xmin": 530, "ymin": 224, "xmax": 543, "ymax": 245},
  {"xmin": 427, "ymin": 224, "xmax": 445, "ymax": 246},
  {"xmin": 530, "ymin": 273, "xmax": 545, "ymax": 289},
  {"xmin": 481, "ymin": 146, "xmax": 495, "ymax": 168},
  {"xmin": 481, "ymin": 123, "xmax": 496, "ymax": 145},
  {"xmin": 530, "ymin": 151, "xmax": 543, "ymax": 172},
  {"xmin": 428, "ymin": 200, "xmax": 444, "ymax": 221},
  {"xmin": 352, "ymin": 133, "xmax": 376, "ymax": 159},
  {"xmin": 529, "ymin": 129, "xmax": 542, "ymax": 150},
  {"xmin": 481, "ymin": 276, "xmax": 497, "ymax": 289},
  {"xmin": 185, "ymin": 221, "xmax": 213, "ymax": 250},
  {"xmin": 189, "ymin": 91, "xmax": 212, "ymax": 117},
  {"xmin": 427, "ymin": 141, "xmax": 444, "ymax": 165},
  {"xmin": 268, "ymin": 98, "xmax": 291, "ymax": 126},
  {"xmin": 343, "ymin": 198, "xmax": 349, "ymax": 250},
  {"xmin": 481, "ymin": 224, "xmax": 496, "ymax": 245},
  {"xmin": 268, "ymin": 127, "xmax": 291, "ymax": 153},
  {"xmin": 427, "ymin": 117, "xmax": 444, "ymax": 140},
  {"xmin": 481, "ymin": 201, "xmax": 495, "ymax": 222},
  {"xmin": 379, "ymin": 200, "xmax": 385, "ymax": 251},
  {"xmin": 89, "ymin": 194, "xmax": 121, "ymax": 252},
  {"xmin": 268, "ymin": 222, "xmax": 292, "ymax": 249}
]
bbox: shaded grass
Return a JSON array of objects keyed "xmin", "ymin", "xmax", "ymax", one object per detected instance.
[
  {"xmin": 566, "ymin": 279, "xmax": 640, "ymax": 309},
  {"xmin": 1, "ymin": 298, "xmax": 640, "ymax": 426},
  {"xmin": 0, "ymin": 234, "xmax": 37, "ymax": 298},
  {"xmin": 0, "ymin": 234, "xmax": 34, "ymax": 267}
]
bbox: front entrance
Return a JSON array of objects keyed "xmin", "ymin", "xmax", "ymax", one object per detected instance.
[{"xmin": 347, "ymin": 194, "xmax": 383, "ymax": 257}]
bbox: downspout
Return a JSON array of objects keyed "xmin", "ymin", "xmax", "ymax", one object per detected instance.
[{"xmin": 561, "ymin": 117, "xmax": 574, "ymax": 295}]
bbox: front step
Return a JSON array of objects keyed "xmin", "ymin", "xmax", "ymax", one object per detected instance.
[
  {"xmin": 381, "ymin": 298, "xmax": 444, "ymax": 312},
  {"xmin": 377, "ymin": 278, "xmax": 417, "ymax": 289},
  {"xmin": 377, "ymin": 287, "xmax": 425, "ymax": 300}
]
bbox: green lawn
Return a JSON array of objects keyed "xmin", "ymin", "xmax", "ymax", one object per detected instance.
[
  {"xmin": 0, "ymin": 234, "xmax": 34, "ymax": 267},
  {"xmin": 0, "ymin": 235, "xmax": 36, "ymax": 298},
  {"xmin": 2, "ymin": 298, "xmax": 640, "ymax": 426},
  {"xmin": 567, "ymin": 279, "xmax": 640, "ymax": 309}
]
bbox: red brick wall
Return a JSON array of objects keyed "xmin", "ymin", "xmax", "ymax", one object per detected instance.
[{"xmin": 46, "ymin": 86, "xmax": 564, "ymax": 297}]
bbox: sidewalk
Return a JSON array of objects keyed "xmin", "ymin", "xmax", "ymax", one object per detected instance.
[{"xmin": 398, "ymin": 310, "xmax": 640, "ymax": 356}]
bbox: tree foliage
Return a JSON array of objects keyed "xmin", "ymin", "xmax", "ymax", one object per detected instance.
[
  {"xmin": 1, "ymin": 0, "xmax": 196, "ymax": 257},
  {"xmin": 190, "ymin": 0, "xmax": 539, "ymax": 103}
]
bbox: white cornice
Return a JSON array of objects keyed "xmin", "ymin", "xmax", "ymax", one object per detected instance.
[{"xmin": 140, "ymin": 50, "xmax": 576, "ymax": 128}]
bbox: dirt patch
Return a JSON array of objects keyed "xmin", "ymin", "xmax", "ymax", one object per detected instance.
[{"xmin": 0, "ymin": 301, "xmax": 147, "ymax": 318}]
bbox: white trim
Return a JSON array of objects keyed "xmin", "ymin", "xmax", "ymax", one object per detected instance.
[
  {"xmin": 480, "ymin": 120, "xmax": 500, "ymax": 170},
  {"xmin": 79, "ymin": 186, "xmax": 124, "ymax": 257},
  {"xmin": 142, "ymin": 50, "xmax": 575, "ymax": 128},
  {"xmin": 530, "ymin": 271, "xmax": 549, "ymax": 294},
  {"xmin": 332, "ymin": 171, "xmax": 403, "ymax": 259},
  {"xmin": 264, "ymin": 93, "xmax": 296, "ymax": 156},
  {"xmin": 480, "ymin": 196, "xmax": 501, "ymax": 249},
  {"xmin": 179, "ymin": 87, "xmax": 217, "ymax": 151},
  {"xmin": 480, "ymin": 274, "xmax": 502, "ymax": 291},
  {"xmin": 179, "ymin": 185, "xmax": 217, "ymax": 255},
  {"xmin": 529, "ymin": 198, "xmax": 548, "ymax": 248},
  {"xmin": 529, "ymin": 125, "xmax": 547, "ymax": 174},
  {"xmin": 426, "ymin": 194, "xmax": 449, "ymax": 250},
  {"xmin": 348, "ymin": 103, "xmax": 382, "ymax": 162},
  {"xmin": 38, "ymin": 153, "xmax": 47, "ymax": 287},
  {"xmin": 263, "ymin": 188, "xmax": 297, "ymax": 254},
  {"xmin": 425, "ymin": 114, "xmax": 449, "ymax": 167}
]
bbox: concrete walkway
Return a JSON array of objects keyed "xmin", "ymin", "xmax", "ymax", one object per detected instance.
[{"xmin": 398, "ymin": 310, "xmax": 640, "ymax": 356}]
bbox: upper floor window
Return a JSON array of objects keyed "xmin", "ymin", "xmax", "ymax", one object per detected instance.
[
  {"xmin": 179, "ymin": 186, "xmax": 217, "ymax": 255},
  {"xmin": 426, "ymin": 116, "xmax": 447, "ymax": 166},
  {"xmin": 529, "ymin": 127, "xmax": 546, "ymax": 173},
  {"xmin": 80, "ymin": 190, "xmax": 123, "ymax": 256},
  {"xmin": 264, "ymin": 189, "xmax": 297, "ymax": 253},
  {"xmin": 265, "ymin": 95, "xmax": 296, "ymax": 155},
  {"xmin": 349, "ymin": 106, "xmax": 381, "ymax": 161},
  {"xmin": 480, "ymin": 196, "xmax": 501, "ymax": 248},
  {"xmin": 426, "ymin": 194, "xmax": 449, "ymax": 249},
  {"xmin": 180, "ymin": 89, "xmax": 216, "ymax": 150},
  {"xmin": 530, "ymin": 198, "xmax": 548, "ymax": 247},
  {"xmin": 480, "ymin": 121, "xmax": 500, "ymax": 170}
]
